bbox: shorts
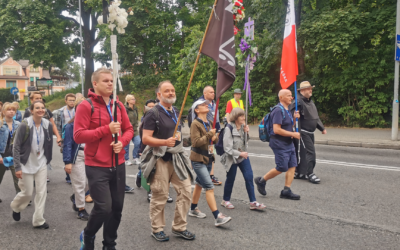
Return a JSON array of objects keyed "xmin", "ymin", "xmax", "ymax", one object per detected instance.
[
  {"xmin": 191, "ymin": 161, "xmax": 214, "ymax": 190},
  {"xmin": 271, "ymin": 147, "xmax": 297, "ymax": 172}
]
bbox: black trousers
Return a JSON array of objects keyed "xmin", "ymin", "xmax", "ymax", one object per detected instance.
[
  {"xmin": 84, "ymin": 163, "xmax": 126, "ymax": 247},
  {"xmin": 294, "ymin": 132, "xmax": 316, "ymax": 176}
]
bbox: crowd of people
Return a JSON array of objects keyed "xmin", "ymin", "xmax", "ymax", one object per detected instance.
[{"xmin": 0, "ymin": 68, "xmax": 326, "ymax": 249}]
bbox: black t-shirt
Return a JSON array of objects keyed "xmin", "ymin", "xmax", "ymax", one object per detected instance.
[
  {"xmin": 143, "ymin": 105, "xmax": 181, "ymax": 162},
  {"xmin": 24, "ymin": 108, "xmax": 53, "ymax": 120},
  {"xmin": 269, "ymin": 104, "xmax": 294, "ymax": 151}
]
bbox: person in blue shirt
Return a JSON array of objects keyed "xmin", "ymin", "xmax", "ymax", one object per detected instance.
[
  {"xmin": 12, "ymin": 102, "xmax": 22, "ymax": 122},
  {"xmin": 254, "ymin": 89, "xmax": 301, "ymax": 200}
]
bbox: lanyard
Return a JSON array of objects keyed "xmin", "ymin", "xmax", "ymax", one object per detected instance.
[
  {"xmin": 35, "ymin": 121, "xmax": 43, "ymax": 153},
  {"xmin": 159, "ymin": 104, "xmax": 178, "ymax": 124},
  {"xmin": 106, "ymin": 100, "xmax": 114, "ymax": 122},
  {"xmin": 200, "ymin": 119, "xmax": 212, "ymax": 144},
  {"xmin": 67, "ymin": 108, "xmax": 75, "ymax": 119},
  {"xmin": 279, "ymin": 104, "xmax": 293, "ymax": 125},
  {"xmin": 9, "ymin": 122, "xmax": 14, "ymax": 138}
]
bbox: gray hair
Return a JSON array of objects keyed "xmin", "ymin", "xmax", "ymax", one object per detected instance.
[{"xmin": 229, "ymin": 107, "xmax": 245, "ymax": 122}]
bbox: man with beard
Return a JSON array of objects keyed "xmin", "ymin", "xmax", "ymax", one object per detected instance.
[
  {"xmin": 290, "ymin": 81, "xmax": 327, "ymax": 184},
  {"xmin": 142, "ymin": 80, "xmax": 195, "ymax": 242}
]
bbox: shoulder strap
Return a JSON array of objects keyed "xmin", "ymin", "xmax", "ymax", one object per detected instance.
[
  {"xmin": 275, "ymin": 105, "xmax": 286, "ymax": 119},
  {"xmin": 226, "ymin": 124, "xmax": 233, "ymax": 137},
  {"xmin": 86, "ymin": 98, "xmax": 94, "ymax": 115}
]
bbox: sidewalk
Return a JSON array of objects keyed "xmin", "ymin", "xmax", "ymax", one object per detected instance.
[{"xmin": 181, "ymin": 123, "xmax": 400, "ymax": 150}]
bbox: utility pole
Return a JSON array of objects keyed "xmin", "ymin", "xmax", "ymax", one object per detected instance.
[
  {"xmin": 392, "ymin": 0, "xmax": 400, "ymax": 140},
  {"xmin": 79, "ymin": 0, "xmax": 84, "ymax": 96}
]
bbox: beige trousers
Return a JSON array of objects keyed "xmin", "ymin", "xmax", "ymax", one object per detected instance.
[
  {"xmin": 149, "ymin": 158, "xmax": 192, "ymax": 233},
  {"xmin": 70, "ymin": 150, "xmax": 89, "ymax": 208},
  {"xmin": 10, "ymin": 165, "xmax": 47, "ymax": 227}
]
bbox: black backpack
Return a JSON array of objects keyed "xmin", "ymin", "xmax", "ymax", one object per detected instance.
[{"xmin": 215, "ymin": 124, "xmax": 233, "ymax": 156}]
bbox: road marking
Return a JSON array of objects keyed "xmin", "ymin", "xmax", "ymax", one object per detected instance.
[{"xmin": 247, "ymin": 153, "xmax": 400, "ymax": 172}]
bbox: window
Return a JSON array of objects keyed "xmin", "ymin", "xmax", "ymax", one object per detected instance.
[
  {"xmin": 3, "ymin": 67, "xmax": 19, "ymax": 75},
  {"xmin": 6, "ymin": 81, "xmax": 17, "ymax": 88},
  {"xmin": 30, "ymin": 66, "xmax": 39, "ymax": 72}
]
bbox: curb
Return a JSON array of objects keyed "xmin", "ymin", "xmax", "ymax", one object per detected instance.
[{"xmin": 181, "ymin": 133, "xmax": 400, "ymax": 150}]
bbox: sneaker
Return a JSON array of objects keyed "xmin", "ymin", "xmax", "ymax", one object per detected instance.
[
  {"xmin": 254, "ymin": 177, "xmax": 267, "ymax": 196},
  {"xmin": 211, "ymin": 175, "xmax": 222, "ymax": 186},
  {"xmin": 220, "ymin": 200, "xmax": 235, "ymax": 209},
  {"xmin": 188, "ymin": 208, "xmax": 206, "ymax": 218},
  {"xmin": 214, "ymin": 213, "xmax": 232, "ymax": 226},
  {"xmin": 80, "ymin": 230, "xmax": 96, "ymax": 250},
  {"xmin": 0, "ymin": 198, "xmax": 2, "ymax": 203},
  {"xmin": 27, "ymin": 200, "xmax": 32, "ymax": 206},
  {"xmin": 172, "ymin": 229, "xmax": 196, "ymax": 240},
  {"xmin": 280, "ymin": 188, "xmax": 300, "ymax": 200},
  {"xmin": 125, "ymin": 160, "xmax": 133, "ymax": 166},
  {"xmin": 47, "ymin": 177, "xmax": 50, "ymax": 182},
  {"xmin": 34, "ymin": 222, "xmax": 49, "ymax": 229},
  {"xmin": 134, "ymin": 158, "xmax": 141, "ymax": 165},
  {"xmin": 77, "ymin": 209, "xmax": 90, "ymax": 221},
  {"xmin": 136, "ymin": 172, "xmax": 141, "ymax": 188},
  {"xmin": 71, "ymin": 194, "xmax": 79, "ymax": 212},
  {"xmin": 250, "ymin": 201, "xmax": 266, "ymax": 210},
  {"xmin": 12, "ymin": 211, "xmax": 20, "ymax": 221},
  {"xmin": 125, "ymin": 185, "xmax": 134, "ymax": 193},
  {"xmin": 308, "ymin": 173, "xmax": 320, "ymax": 184},
  {"xmin": 66, "ymin": 180, "xmax": 72, "ymax": 185},
  {"xmin": 167, "ymin": 194, "xmax": 173, "ymax": 203},
  {"xmin": 151, "ymin": 231, "xmax": 169, "ymax": 242},
  {"xmin": 147, "ymin": 192, "xmax": 152, "ymax": 202}
]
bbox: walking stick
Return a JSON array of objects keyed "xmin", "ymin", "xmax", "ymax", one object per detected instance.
[
  {"xmin": 173, "ymin": 0, "xmax": 219, "ymax": 137},
  {"xmin": 111, "ymin": 35, "xmax": 119, "ymax": 167}
]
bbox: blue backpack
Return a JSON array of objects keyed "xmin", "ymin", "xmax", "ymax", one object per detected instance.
[
  {"xmin": 215, "ymin": 124, "xmax": 233, "ymax": 156},
  {"xmin": 259, "ymin": 105, "xmax": 286, "ymax": 142}
]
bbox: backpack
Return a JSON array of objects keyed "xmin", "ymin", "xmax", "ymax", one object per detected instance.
[
  {"xmin": 187, "ymin": 107, "xmax": 193, "ymax": 128},
  {"xmin": 259, "ymin": 105, "xmax": 286, "ymax": 142},
  {"xmin": 215, "ymin": 124, "xmax": 233, "ymax": 156},
  {"xmin": 11, "ymin": 120, "xmax": 30, "ymax": 147}
]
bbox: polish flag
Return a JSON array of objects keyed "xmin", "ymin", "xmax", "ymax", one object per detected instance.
[{"xmin": 280, "ymin": 0, "xmax": 298, "ymax": 89}]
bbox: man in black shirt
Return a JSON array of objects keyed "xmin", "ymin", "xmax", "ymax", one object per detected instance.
[
  {"xmin": 142, "ymin": 80, "xmax": 195, "ymax": 242},
  {"xmin": 289, "ymin": 81, "xmax": 327, "ymax": 184}
]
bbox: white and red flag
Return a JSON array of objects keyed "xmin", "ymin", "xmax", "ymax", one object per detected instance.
[{"xmin": 280, "ymin": 0, "xmax": 298, "ymax": 89}]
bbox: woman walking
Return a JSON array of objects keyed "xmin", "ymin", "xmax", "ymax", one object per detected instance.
[
  {"xmin": 10, "ymin": 100, "xmax": 53, "ymax": 229},
  {"xmin": 0, "ymin": 103, "xmax": 21, "ymax": 203},
  {"xmin": 63, "ymin": 100, "xmax": 90, "ymax": 220},
  {"xmin": 189, "ymin": 99, "xmax": 232, "ymax": 226},
  {"xmin": 12, "ymin": 102, "xmax": 22, "ymax": 122},
  {"xmin": 220, "ymin": 108, "xmax": 266, "ymax": 210}
]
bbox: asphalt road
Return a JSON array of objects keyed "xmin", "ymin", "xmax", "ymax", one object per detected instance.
[{"xmin": 0, "ymin": 140, "xmax": 399, "ymax": 250}]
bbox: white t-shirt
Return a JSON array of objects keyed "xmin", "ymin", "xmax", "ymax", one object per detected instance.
[
  {"xmin": 63, "ymin": 107, "xmax": 75, "ymax": 124},
  {"xmin": 21, "ymin": 124, "xmax": 46, "ymax": 174}
]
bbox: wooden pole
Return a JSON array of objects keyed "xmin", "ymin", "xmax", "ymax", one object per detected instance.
[{"xmin": 173, "ymin": 0, "xmax": 219, "ymax": 137}]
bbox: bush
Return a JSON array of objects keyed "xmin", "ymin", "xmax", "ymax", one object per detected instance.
[{"xmin": 0, "ymin": 88, "xmax": 18, "ymax": 103}]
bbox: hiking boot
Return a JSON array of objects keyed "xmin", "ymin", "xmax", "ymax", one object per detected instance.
[
  {"xmin": 78, "ymin": 209, "xmax": 90, "ymax": 221},
  {"xmin": 188, "ymin": 207, "xmax": 206, "ymax": 218},
  {"xmin": 214, "ymin": 213, "xmax": 232, "ymax": 227},
  {"xmin": 280, "ymin": 188, "xmax": 300, "ymax": 200},
  {"xmin": 80, "ymin": 230, "xmax": 96, "ymax": 250},
  {"xmin": 12, "ymin": 211, "xmax": 20, "ymax": 221},
  {"xmin": 172, "ymin": 229, "xmax": 196, "ymax": 240},
  {"xmin": 151, "ymin": 231, "xmax": 169, "ymax": 242},
  {"xmin": 254, "ymin": 177, "xmax": 267, "ymax": 196},
  {"xmin": 34, "ymin": 222, "xmax": 49, "ymax": 229},
  {"xmin": 308, "ymin": 173, "xmax": 320, "ymax": 184}
]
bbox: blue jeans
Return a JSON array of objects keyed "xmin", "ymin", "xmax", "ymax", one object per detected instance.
[
  {"xmin": 223, "ymin": 158, "xmax": 256, "ymax": 202},
  {"xmin": 191, "ymin": 161, "xmax": 214, "ymax": 190},
  {"xmin": 124, "ymin": 135, "xmax": 141, "ymax": 160}
]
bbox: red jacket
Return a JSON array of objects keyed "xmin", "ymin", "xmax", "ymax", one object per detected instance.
[{"xmin": 73, "ymin": 89, "xmax": 134, "ymax": 167}]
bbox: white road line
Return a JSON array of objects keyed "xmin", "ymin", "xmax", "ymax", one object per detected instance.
[{"xmin": 247, "ymin": 153, "xmax": 400, "ymax": 172}]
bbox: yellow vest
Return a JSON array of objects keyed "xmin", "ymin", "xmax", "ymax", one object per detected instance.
[{"xmin": 230, "ymin": 98, "xmax": 244, "ymax": 110}]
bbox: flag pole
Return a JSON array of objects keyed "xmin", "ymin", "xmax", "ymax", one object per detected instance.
[
  {"xmin": 173, "ymin": 0, "xmax": 219, "ymax": 137},
  {"xmin": 294, "ymin": 81, "xmax": 298, "ymax": 132},
  {"xmin": 244, "ymin": 57, "xmax": 249, "ymax": 149},
  {"xmin": 111, "ymin": 35, "xmax": 119, "ymax": 167}
]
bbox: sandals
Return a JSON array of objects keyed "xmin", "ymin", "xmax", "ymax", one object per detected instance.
[
  {"xmin": 308, "ymin": 173, "xmax": 320, "ymax": 184},
  {"xmin": 221, "ymin": 200, "xmax": 235, "ymax": 209}
]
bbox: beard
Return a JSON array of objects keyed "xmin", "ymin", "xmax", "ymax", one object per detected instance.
[{"xmin": 161, "ymin": 95, "xmax": 176, "ymax": 104}]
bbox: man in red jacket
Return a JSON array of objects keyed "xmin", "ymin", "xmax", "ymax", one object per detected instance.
[{"xmin": 74, "ymin": 68, "xmax": 133, "ymax": 250}]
